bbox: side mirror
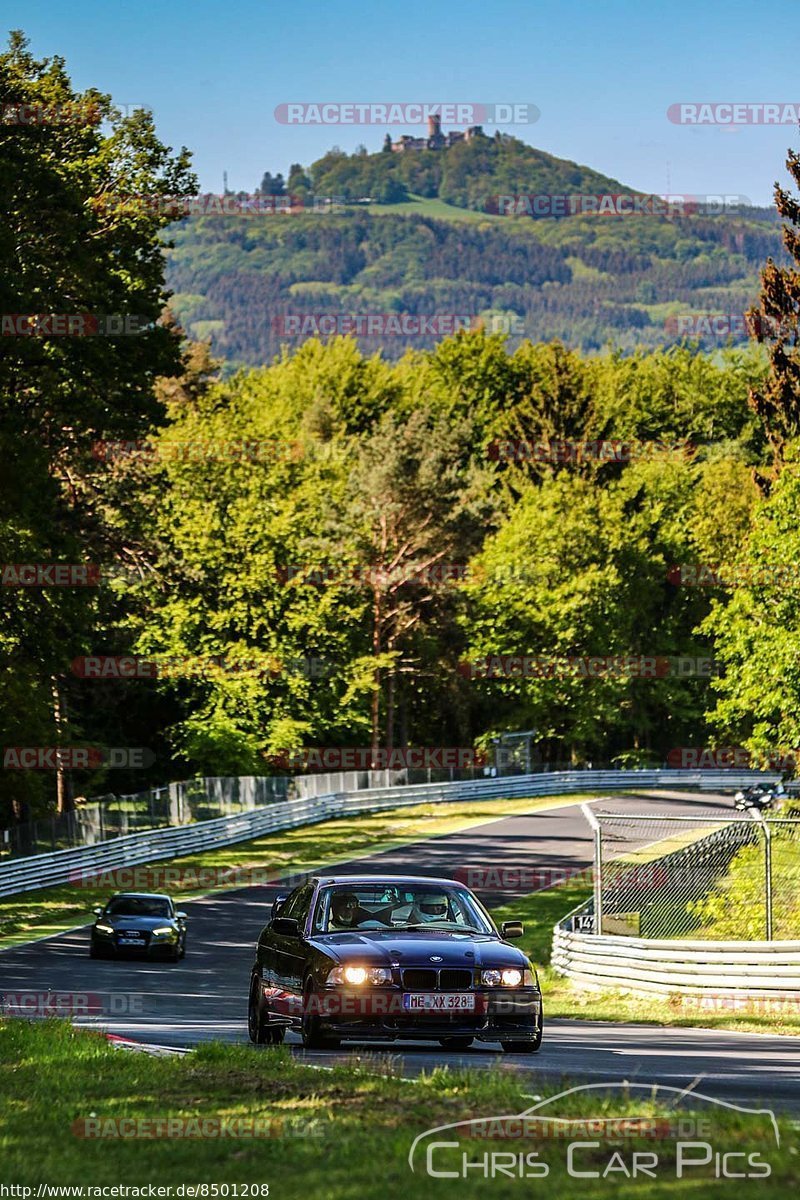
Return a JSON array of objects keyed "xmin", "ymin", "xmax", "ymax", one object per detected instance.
[
  {"xmin": 501, "ymin": 921, "xmax": 524, "ymax": 940},
  {"xmin": 175, "ymin": 912, "xmax": 188, "ymax": 921},
  {"xmin": 271, "ymin": 894, "xmax": 288, "ymax": 919},
  {"xmin": 92, "ymin": 906, "xmax": 103, "ymax": 917},
  {"xmin": 272, "ymin": 916, "xmax": 300, "ymax": 938}
]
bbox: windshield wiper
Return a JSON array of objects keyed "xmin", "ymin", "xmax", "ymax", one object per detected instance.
[{"xmin": 400, "ymin": 924, "xmax": 484, "ymax": 933}]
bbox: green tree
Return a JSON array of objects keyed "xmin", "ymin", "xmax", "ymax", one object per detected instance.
[
  {"xmin": 0, "ymin": 31, "xmax": 195, "ymax": 822},
  {"xmin": 747, "ymin": 140, "xmax": 800, "ymax": 461},
  {"xmin": 341, "ymin": 407, "xmax": 490, "ymax": 752}
]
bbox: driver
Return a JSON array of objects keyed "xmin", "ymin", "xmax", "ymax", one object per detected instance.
[
  {"xmin": 329, "ymin": 891, "xmax": 379, "ymax": 930},
  {"xmin": 409, "ymin": 891, "xmax": 451, "ymax": 924}
]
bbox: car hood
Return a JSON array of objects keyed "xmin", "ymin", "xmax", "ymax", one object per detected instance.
[
  {"xmin": 101, "ymin": 915, "xmax": 173, "ymax": 930},
  {"xmin": 309, "ymin": 930, "xmax": 530, "ymax": 969}
]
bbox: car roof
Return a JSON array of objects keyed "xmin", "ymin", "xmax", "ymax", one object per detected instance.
[
  {"xmin": 313, "ymin": 875, "xmax": 463, "ymax": 888},
  {"xmin": 108, "ymin": 892, "xmax": 173, "ymax": 901}
]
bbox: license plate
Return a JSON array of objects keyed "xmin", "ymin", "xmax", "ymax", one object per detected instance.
[
  {"xmin": 118, "ymin": 936, "xmax": 145, "ymax": 945},
  {"xmin": 403, "ymin": 993, "xmax": 475, "ymax": 1012}
]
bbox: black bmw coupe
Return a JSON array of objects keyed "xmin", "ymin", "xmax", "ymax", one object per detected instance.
[{"xmin": 248, "ymin": 874, "xmax": 542, "ymax": 1052}]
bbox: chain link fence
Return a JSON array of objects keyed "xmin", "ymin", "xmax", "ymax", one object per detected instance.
[
  {"xmin": 0, "ymin": 776, "xmax": 288, "ymax": 859},
  {"xmin": 580, "ymin": 805, "xmax": 800, "ymax": 941}
]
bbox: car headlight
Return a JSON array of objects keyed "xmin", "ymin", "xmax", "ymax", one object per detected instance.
[
  {"xmin": 328, "ymin": 965, "xmax": 392, "ymax": 986},
  {"xmin": 481, "ymin": 967, "xmax": 534, "ymax": 987},
  {"xmin": 94, "ymin": 923, "xmax": 114, "ymax": 935},
  {"xmin": 152, "ymin": 926, "xmax": 175, "ymax": 937}
]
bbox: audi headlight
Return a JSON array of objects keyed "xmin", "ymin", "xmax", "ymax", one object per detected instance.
[
  {"xmin": 152, "ymin": 926, "xmax": 175, "ymax": 937},
  {"xmin": 328, "ymin": 965, "xmax": 392, "ymax": 986},
  {"xmin": 94, "ymin": 923, "xmax": 113, "ymax": 935}
]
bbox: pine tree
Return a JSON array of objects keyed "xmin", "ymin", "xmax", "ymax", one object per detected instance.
[{"xmin": 747, "ymin": 141, "xmax": 800, "ymax": 463}]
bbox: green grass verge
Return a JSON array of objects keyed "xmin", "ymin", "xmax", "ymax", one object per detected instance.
[
  {"xmin": 0, "ymin": 794, "xmax": 585, "ymax": 947},
  {"xmin": 0, "ymin": 1021, "xmax": 792, "ymax": 1195}
]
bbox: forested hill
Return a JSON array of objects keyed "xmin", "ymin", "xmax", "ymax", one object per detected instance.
[
  {"xmin": 165, "ymin": 201, "xmax": 782, "ymax": 365},
  {"xmin": 297, "ymin": 133, "xmax": 631, "ymax": 208}
]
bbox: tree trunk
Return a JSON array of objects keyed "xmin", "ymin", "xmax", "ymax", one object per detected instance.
[
  {"xmin": 371, "ymin": 585, "xmax": 382, "ymax": 759},
  {"xmin": 386, "ymin": 671, "xmax": 395, "ymax": 752},
  {"xmin": 51, "ymin": 677, "xmax": 74, "ymax": 814}
]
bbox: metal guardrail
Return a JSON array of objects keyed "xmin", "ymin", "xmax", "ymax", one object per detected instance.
[
  {"xmin": 0, "ymin": 767, "xmax": 776, "ymax": 899},
  {"xmin": 1, "ymin": 775, "xmax": 288, "ymax": 858},
  {"xmin": 551, "ymin": 924, "xmax": 800, "ymax": 998}
]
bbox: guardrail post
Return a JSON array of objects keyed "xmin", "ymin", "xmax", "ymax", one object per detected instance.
[
  {"xmin": 749, "ymin": 808, "xmax": 773, "ymax": 941},
  {"xmin": 763, "ymin": 819, "xmax": 773, "ymax": 942},
  {"xmin": 580, "ymin": 802, "xmax": 603, "ymax": 935}
]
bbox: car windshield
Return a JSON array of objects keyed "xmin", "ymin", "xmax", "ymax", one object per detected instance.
[
  {"xmin": 106, "ymin": 897, "xmax": 171, "ymax": 918},
  {"xmin": 316, "ymin": 884, "xmax": 494, "ymax": 934}
]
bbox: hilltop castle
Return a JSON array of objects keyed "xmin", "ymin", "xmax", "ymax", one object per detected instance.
[{"xmin": 390, "ymin": 113, "xmax": 484, "ymax": 153}]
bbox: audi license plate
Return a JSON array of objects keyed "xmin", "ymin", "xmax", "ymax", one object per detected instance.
[
  {"xmin": 403, "ymin": 992, "xmax": 475, "ymax": 1012},
  {"xmin": 118, "ymin": 936, "xmax": 145, "ymax": 945}
]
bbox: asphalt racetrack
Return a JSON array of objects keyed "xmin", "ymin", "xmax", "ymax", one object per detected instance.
[{"xmin": 3, "ymin": 790, "xmax": 800, "ymax": 1111}]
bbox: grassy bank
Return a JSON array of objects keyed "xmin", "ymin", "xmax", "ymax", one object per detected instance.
[{"xmin": 0, "ymin": 1021, "xmax": 791, "ymax": 1196}]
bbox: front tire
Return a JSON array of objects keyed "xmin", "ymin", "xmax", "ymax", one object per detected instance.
[
  {"xmin": 301, "ymin": 978, "xmax": 340, "ymax": 1050},
  {"xmin": 438, "ymin": 1036, "xmax": 474, "ymax": 1050},
  {"xmin": 501, "ymin": 1008, "xmax": 543, "ymax": 1054},
  {"xmin": 248, "ymin": 975, "xmax": 285, "ymax": 1045}
]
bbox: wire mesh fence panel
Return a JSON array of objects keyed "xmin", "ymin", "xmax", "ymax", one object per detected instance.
[
  {"xmin": 1, "ymin": 775, "xmax": 290, "ymax": 858},
  {"xmin": 289, "ymin": 766, "xmax": 492, "ymax": 798},
  {"xmin": 762, "ymin": 817, "xmax": 800, "ymax": 940},
  {"xmin": 591, "ymin": 811, "xmax": 769, "ymax": 939}
]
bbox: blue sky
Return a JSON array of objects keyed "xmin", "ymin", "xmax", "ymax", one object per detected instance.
[{"xmin": 3, "ymin": 0, "xmax": 798, "ymax": 204}]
